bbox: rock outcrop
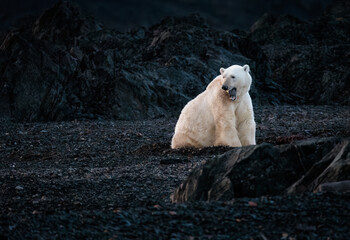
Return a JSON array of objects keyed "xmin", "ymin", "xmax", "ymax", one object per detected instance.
[
  {"xmin": 0, "ymin": 2, "xmax": 257, "ymax": 121},
  {"xmin": 244, "ymin": 0, "xmax": 350, "ymax": 105},
  {"xmin": 171, "ymin": 137, "xmax": 350, "ymax": 203},
  {"xmin": 0, "ymin": 1, "xmax": 349, "ymax": 121}
]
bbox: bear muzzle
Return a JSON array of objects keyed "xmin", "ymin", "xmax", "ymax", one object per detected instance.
[
  {"xmin": 222, "ymin": 85, "xmax": 237, "ymax": 101},
  {"xmin": 229, "ymin": 87, "xmax": 237, "ymax": 101}
]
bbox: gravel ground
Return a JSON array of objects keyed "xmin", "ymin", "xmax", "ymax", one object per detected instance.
[{"xmin": 1, "ymin": 105, "xmax": 350, "ymax": 239}]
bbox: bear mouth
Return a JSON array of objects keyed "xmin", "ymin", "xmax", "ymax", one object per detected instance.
[{"xmin": 229, "ymin": 87, "xmax": 237, "ymax": 101}]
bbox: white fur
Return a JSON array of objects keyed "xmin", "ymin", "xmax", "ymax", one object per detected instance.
[{"xmin": 171, "ymin": 64, "xmax": 256, "ymax": 149}]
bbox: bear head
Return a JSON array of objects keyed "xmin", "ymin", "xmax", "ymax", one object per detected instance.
[{"xmin": 220, "ymin": 64, "xmax": 252, "ymax": 101}]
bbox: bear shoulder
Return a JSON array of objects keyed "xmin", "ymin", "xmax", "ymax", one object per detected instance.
[{"xmin": 206, "ymin": 75, "xmax": 222, "ymax": 90}]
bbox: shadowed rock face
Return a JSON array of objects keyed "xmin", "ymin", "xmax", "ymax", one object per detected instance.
[
  {"xmin": 0, "ymin": 1, "xmax": 349, "ymax": 121},
  {"xmin": 171, "ymin": 137, "xmax": 350, "ymax": 203},
  {"xmin": 245, "ymin": 0, "xmax": 350, "ymax": 105},
  {"xmin": 0, "ymin": 2, "xmax": 255, "ymax": 121}
]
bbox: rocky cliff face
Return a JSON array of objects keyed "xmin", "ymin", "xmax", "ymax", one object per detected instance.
[
  {"xmin": 246, "ymin": 0, "xmax": 350, "ymax": 105},
  {"xmin": 0, "ymin": 1, "xmax": 349, "ymax": 121}
]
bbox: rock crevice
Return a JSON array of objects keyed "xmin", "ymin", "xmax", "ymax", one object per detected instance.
[{"xmin": 171, "ymin": 137, "xmax": 350, "ymax": 203}]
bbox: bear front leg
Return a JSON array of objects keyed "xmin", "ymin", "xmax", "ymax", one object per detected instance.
[
  {"xmin": 237, "ymin": 118, "xmax": 256, "ymax": 146},
  {"xmin": 214, "ymin": 118, "xmax": 242, "ymax": 147},
  {"xmin": 171, "ymin": 132, "xmax": 204, "ymax": 149}
]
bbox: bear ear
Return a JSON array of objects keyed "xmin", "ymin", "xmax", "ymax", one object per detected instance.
[
  {"xmin": 243, "ymin": 64, "xmax": 250, "ymax": 72},
  {"xmin": 220, "ymin": 68, "xmax": 225, "ymax": 75}
]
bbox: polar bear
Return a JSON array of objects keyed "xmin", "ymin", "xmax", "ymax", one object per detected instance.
[{"xmin": 171, "ymin": 64, "xmax": 256, "ymax": 149}]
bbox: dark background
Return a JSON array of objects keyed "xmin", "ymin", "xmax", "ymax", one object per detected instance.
[
  {"xmin": 0, "ymin": 0, "xmax": 349, "ymax": 121},
  {"xmin": 1, "ymin": 0, "xmax": 331, "ymax": 32}
]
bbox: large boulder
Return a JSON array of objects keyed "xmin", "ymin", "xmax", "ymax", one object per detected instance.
[{"xmin": 171, "ymin": 137, "xmax": 350, "ymax": 203}]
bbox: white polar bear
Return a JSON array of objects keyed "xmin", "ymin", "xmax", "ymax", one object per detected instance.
[{"xmin": 171, "ymin": 64, "xmax": 256, "ymax": 149}]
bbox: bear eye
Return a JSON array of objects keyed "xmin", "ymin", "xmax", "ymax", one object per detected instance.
[{"xmin": 231, "ymin": 75, "xmax": 235, "ymax": 79}]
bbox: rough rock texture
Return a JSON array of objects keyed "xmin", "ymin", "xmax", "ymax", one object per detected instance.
[
  {"xmin": 171, "ymin": 137, "xmax": 350, "ymax": 203},
  {"xmin": 1, "ymin": 106, "xmax": 350, "ymax": 239},
  {"xmin": 0, "ymin": 1, "xmax": 255, "ymax": 121},
  {"xmin": 0, "ymin": 1, "xmax": 349, "ymax": 121},
  {"xmin": 244, "ymin": 0, "xmax": 350, "ymax": 105}
]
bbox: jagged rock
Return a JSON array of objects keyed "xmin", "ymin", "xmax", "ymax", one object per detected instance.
[
  {"xmin": 171, "ymin": 137, "xmax": 350, "ymax": 203},
  {"xmin": 0, "ymin": 2, "xmax": 261, "ymax": 121},
  {"xmin": 287, "ymin": 139, "xmax": 350, "ymax": 193},
  {"xmin": 245, "ymin": 1, "xmax": 350, "ymax": 105},
  {"xmin": 32, "ymin": 1, "xmax": 103, "ymax": 45},
  {"xmin": 0, "ymin": 1, "xmax": 349, "ymax": 121}
]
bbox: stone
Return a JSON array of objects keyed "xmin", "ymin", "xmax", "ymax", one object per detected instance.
[
  {"xmin": 0, "ymin": 1, "xmax": 349, "ymax": 121},
  {"xmin": 315, "ymin": 180, "xmax": 350, "ymax": 193},
  {"xmin": 171, "ymin": 137, "xmax": 350, "ymax": 203}
]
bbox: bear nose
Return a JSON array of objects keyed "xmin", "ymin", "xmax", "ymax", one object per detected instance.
[{"xmin": 222, "ymin": 85, "xmax": 228, "ymax": 90}]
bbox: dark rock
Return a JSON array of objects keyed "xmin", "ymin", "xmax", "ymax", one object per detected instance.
[
  {"xmin": 32, "ymin": 1, "xmax": 103, "ymax": 45},
  {"xmin": 287, "ymin": 138, "xmax": 350, "ymax": 193},
  {"xmin": 171, "ymin": 137, "xmax": 350, "ymax": 203},
  {"xmin": 1, "ymin": 1, "xmax": 350, "ymax": 121},
  {"xmin": 325, "ymin": 0, "xmax": 350, "ymax": 17},
  {"xmin": 315, "ymin": 180, "xmax": 350, "ymax": 193},
  {"xmin": 0, "ymin": 2, "xmax": 260, "ymax": 121},
  {"xmin": 244, "ymin": 0, "xmax": 350, "ymax": 105}
]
